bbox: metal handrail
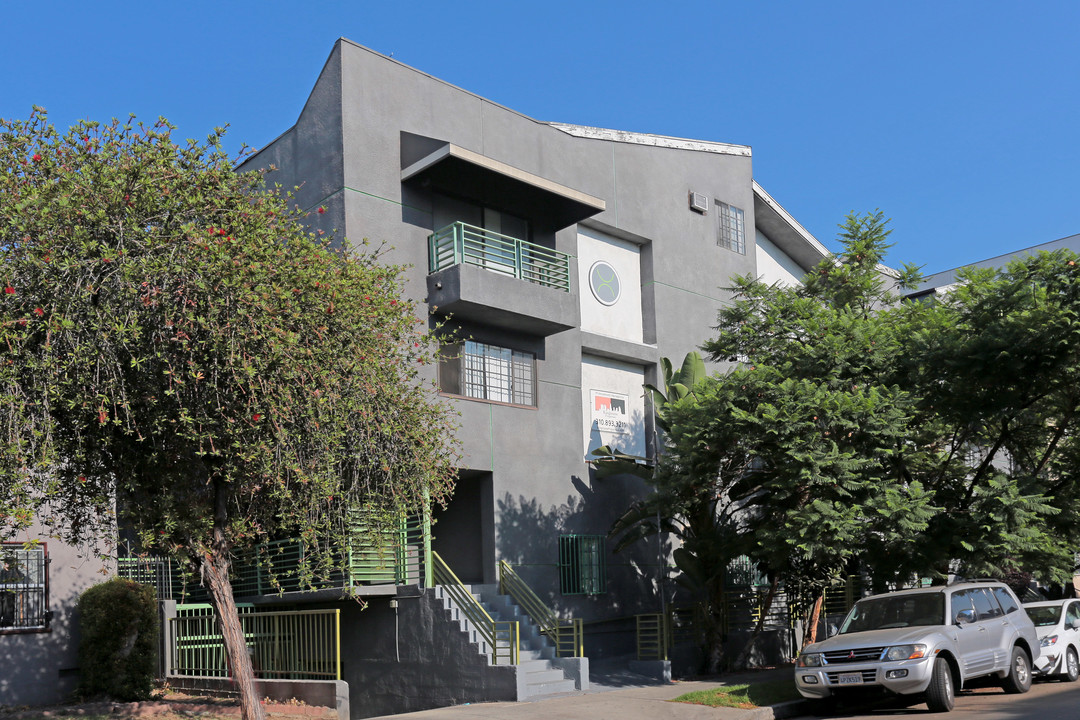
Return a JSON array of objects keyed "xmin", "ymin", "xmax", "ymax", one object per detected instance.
[
  {"xmin": 635, "ymin": 613, "xmax": 668, "ymax": 661},
  {"xmin": 431, "ymin": 551, "xmax": 519, "ymax": 665},
  {"xmin": 498, "ymin": 560, "xmax": 584, "ymax": 657},
  {"xmin": 428, "ymin": 221, "xmax": 572, "ymax": 292}
]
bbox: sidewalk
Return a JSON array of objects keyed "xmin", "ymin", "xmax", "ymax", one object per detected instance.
[{"xmin": 366, "ymin": 667, "xmax": 806, "ymax": 720}]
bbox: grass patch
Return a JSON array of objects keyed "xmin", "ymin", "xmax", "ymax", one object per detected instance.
[{"xmin": 673, "ymin": 678, "xmax": 801, "ymax": 709}]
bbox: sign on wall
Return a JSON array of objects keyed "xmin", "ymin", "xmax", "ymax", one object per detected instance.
[{"xmin": 590, "ymin": 390, "xmax": 630, "ymax": 435}]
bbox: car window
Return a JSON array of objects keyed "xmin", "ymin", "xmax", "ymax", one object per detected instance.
[
  {"xmin": 1027, "ymin": 605, "xmax": 1062, "ymax": 626},
  {"xmin": 1067, "ymin": 602, "xmax": 1080, "ymax": 626},
  {"xmin": 839, "ymin": 592, "xmax": 944, "ymax": 633},
  {"xmin": 951, "ymin": 589, "xmax": 976, "ymax": 622},
  {"xmin": 970, "ymin": 588, "xmax": 999, "ymax": 620},
  {"xmin": 992, "ymin": 586, "xmax": 1019, "ymax": 614}
]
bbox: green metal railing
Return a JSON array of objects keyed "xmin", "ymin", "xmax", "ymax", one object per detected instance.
[
  {"xmin": 499, "ymin": 560, "xmax": 583, "ymax": 658},
  {"xmin": 170, "ymin": 605, "xmax": 340, "ymax": 680},
  {"xmin": 120, "ymin": 513, "xmax": 432, "ymax": 601},
  {"xmin": 635, "ymin": 613, "xmax": 668, "ymax": 661},
  {"xmin": 428, "ymin": 221, "xmax": 572, "ymax": 292},
  {"xmin": 431, "ymin": 551, "xmax": 519, "ymax": 665}
]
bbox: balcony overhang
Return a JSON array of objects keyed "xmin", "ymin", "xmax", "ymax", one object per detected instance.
[
  {"xmin": 753, "ymin": 181, "xmax": 830, "ymax": 273},
  {"xmin": 427, "ymin": 263, "xmax": 579, "ymax": 337},
  {"xmin": 402, "ymin": 143, "xmax": 606, "ymax": 230}
]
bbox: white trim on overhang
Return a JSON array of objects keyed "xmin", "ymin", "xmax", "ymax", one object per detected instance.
[
  {"xmin": 752, "ymin": 181, "xmax": 830, "ymax": 272},
  {"xmin": 547, "ymin": 123, "xmax": 752, "ymax": 157}
]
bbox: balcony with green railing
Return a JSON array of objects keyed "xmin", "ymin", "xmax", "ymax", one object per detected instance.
[
  {"xmin": 429, "ymin": 222, "xmax": 572, "ymax": 292},
  {"xmin": 119, "ymin": 514, "xmax": 432, "ymax": 603},
  {"xmin": 426, "ymin": 222, "xmax": 579, "ymax": 336}
]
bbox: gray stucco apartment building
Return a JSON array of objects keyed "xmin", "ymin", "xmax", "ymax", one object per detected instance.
[
  {"xmin": 232, "ymin": 39, "xmax": 830, "ymax": 714},
  {"xmin": 4, "ymin": 38, "xmax": 830, "ymax": 715}
]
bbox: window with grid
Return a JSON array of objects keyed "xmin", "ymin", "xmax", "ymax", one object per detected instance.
[
  {"xmin": 558, "ymin": 535, "xmax": 606, "ymax": 595},
  {"xmin": 1, "ymin": 543, "xmax": 49, "ymax": 631},
  {"xmin": 716, "ymin": 201, "xmax": 746, "ymax": 254},
  {"xmin": 439, "ymin": 341, "xmax": 536, "ymax": 406}
]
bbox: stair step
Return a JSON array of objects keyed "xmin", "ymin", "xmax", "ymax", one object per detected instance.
[
  {"xmin": 524, "ymin": 668, "xmax": 566, "ymax": 684},
  {"xmin": 436, "ymin": 583, "xmax": 583, "ymax": 698},
  {"xmin": 524, "ymin": 679, "xmax": 578, "ymax": 697}
]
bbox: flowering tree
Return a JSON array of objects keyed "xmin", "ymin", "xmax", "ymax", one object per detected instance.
[{"xmin": 0, "ymin": 110, "xmax": 458, "ymax": 720}]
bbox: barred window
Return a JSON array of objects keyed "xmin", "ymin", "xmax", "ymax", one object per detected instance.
[
  {"xmin": 440, "ymin": 341, "xmax": 536, "ymax": 406},
  {"xmin": 558, "ymin": 535, "xmax": 605, "ymax": 595},
  {"xmin": 1, "ymin": 543, "xmax": 49, "ymax": 631},
  {"xmin": 716, "ymin": 201, "xmax": 746, "ymax": 255}
]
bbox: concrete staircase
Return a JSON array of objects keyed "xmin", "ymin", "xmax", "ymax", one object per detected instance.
[{"xmin": 433, "ymin": 582, "xmax": 588, "ymax": 700}]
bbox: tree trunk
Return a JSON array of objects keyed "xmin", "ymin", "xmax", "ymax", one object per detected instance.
[
  {"xmin": 733, "ymin": 575, "xmax": 779, "ymax": 671},
  {"xmin": 201, "ymin": 551, "xmax": 265, "ymax": 720},
  {"xmin": 803, "ymin": 592, "xmax": 825, "ymax": 649},
  {"xmin": 702, "ymin": 580, "xmax": 726, "ymax": 674},
  {"xmin": 198, "ymin": 476, "xmax": 265, "ymax": 720}
]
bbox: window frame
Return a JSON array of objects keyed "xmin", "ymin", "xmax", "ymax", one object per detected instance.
[
  {"xmin": 439, "ymin": 340, "xmax": 537, "ymax": 408},
  {"xmin": 716, "ymin": 200, "xmax": 746, "ymax": 255},
  {"xmin": 558, "ymin": 534, "xmax": 606, "ymax": 596},
  {"xmin": 0, "ymin": 542, "xmax": 50, "ymax": 634}
]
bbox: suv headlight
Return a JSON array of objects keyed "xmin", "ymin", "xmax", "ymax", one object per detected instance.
[
  {"xmin": 1042, "ymin": 634, "xmax": 1059, "ymax": 647},
  {"xmin": 797, "ymin": 653, "xmax": 824, "ymax": 667},
  {"xmin": 883, "ymin": 644, "xmax": 927, "ymax": 661}
]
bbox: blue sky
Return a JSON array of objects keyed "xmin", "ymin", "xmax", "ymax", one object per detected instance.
[{"xmin": 3, "ymin": 1, "xmax": 1077, "ymax": 274}]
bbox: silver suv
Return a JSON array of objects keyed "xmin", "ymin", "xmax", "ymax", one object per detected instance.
[{"xmin": 795, "ymin": 580, "xmax": 1040, "ymax": 712}]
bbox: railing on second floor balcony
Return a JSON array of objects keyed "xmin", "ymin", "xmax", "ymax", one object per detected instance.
[
  {"xmin": 118, "ymin": 512, "xmax": 432, "ymax": 602},
  {"xmin": 428, "ymin": 222, "xmax": 572, "ymax": 292}
]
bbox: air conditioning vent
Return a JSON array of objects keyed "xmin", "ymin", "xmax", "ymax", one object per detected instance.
[{"xmin": 689, "ymin": 191, "xmax": 709, "ymax": 214}]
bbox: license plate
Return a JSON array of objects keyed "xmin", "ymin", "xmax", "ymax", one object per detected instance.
[{"xmin": 837, "ymin": 673, "xmax": 864, "ymax": 685}]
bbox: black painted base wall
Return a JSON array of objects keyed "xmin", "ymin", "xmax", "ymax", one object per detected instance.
[{"xmin": 340, "ymin": 590, "xmax": 517, "ymax": 719}]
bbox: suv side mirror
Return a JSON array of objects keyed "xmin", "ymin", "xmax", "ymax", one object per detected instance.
[
  {"xmin": 826, "ymin": 623, "xmax": 839, "ymax": 638},
  {"xmin": 1070, "ymin": 618, "xmax": 1080, "ymax": 631},
  {"xmin": 955, "ymin": 608, "xmax": 977, "ymax": 625}
]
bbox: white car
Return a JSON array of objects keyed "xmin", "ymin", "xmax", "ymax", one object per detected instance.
[{"xmin": 1024, "ymin": 599, "xmax": 1080, "ymax": 682}]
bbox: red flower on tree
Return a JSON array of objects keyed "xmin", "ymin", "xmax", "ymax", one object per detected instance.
[
  {"xmin": 3, "ymin": 287, "xmax": 14, "ymax": 295},
  {"xmin": 33, "ymin": 307, "xmax": 44, "ymax": 317},
  {"xmin": 252, "ymin": 413, "xmax": 262, "ymax": 422},
  {"xmin": 32, "ymin": 153, "xmax": 42, "ymax": 162}
]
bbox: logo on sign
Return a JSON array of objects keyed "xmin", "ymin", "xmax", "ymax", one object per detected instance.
[{"xmin": 591, "ymin": 390, "xmax": 629, "ymax": 435}]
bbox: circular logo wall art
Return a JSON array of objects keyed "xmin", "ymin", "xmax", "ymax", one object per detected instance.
[{"xmin": 589, "ymin": 261, "xmax": 621, "ymax": 306}]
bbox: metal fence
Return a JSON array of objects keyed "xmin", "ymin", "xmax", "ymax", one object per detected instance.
[
  {"xmin": 119, "ymin": 515, "xmax": 429, "ymax": 602},
  {"xmin": 170, "ymin": 605, "xmax": 340, "ymax": 680},
  {"xmin": 428, "ymin": 222, "xmax": 572, "ymax": 292}
]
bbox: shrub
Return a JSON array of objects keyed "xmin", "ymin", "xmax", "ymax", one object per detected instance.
[{"xmin": 77, "ymin": 577, "xmax": 158, "ymax": 700}]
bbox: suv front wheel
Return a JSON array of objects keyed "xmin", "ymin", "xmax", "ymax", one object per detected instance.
[
  {"xmin": 1001, "ymin": 646, "xmax": 1032, "ymax": 694},
  {"xmin": 925, "ymin": 657, "xmax": 955, "ymax": 712}
]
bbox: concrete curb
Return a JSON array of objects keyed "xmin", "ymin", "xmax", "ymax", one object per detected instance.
[{"xmin": 763, "ymin": 699, "xmax": 810, "ymax": 719}]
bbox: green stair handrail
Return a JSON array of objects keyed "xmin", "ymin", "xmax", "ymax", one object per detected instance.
[
  {"xmin": 635, "ymin": 613, "xmax": 668, "ymax": 661},
  {"xmin": 498, "ymin": 560, "xmax": 584, "ymax": 658},
  {"xmin": 431, "ymin": 551, "xmax": 519, "ymax": 665}
]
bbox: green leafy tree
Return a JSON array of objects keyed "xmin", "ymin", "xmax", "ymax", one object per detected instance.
[
  {"xmin": 897, "ymin": 250, "xmax": 1080, "ymax": 581},
  {"xmin": 0, "ymin": 110, "xmax": 458, "ymax": 720}
]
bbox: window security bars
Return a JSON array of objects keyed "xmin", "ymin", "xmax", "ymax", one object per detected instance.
[
  {"xmin": 716, "ymin": 201, "xmax": 746, "ymax": 255},
  {"xmin": 558, "ymin": 535, "xmax": 606, "ymax": 596},
  {"xmin": 462, "ymin": 341, "xmax": 535, "ymax": 406},
  {"xmin": 0, "ymin": 543, "xmax": 48, "ymax": 631}
]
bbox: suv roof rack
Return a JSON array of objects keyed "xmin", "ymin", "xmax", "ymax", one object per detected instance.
[{"xmin": 948, "ymin": 577, "xmax": 1002, "ymax": 586}]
